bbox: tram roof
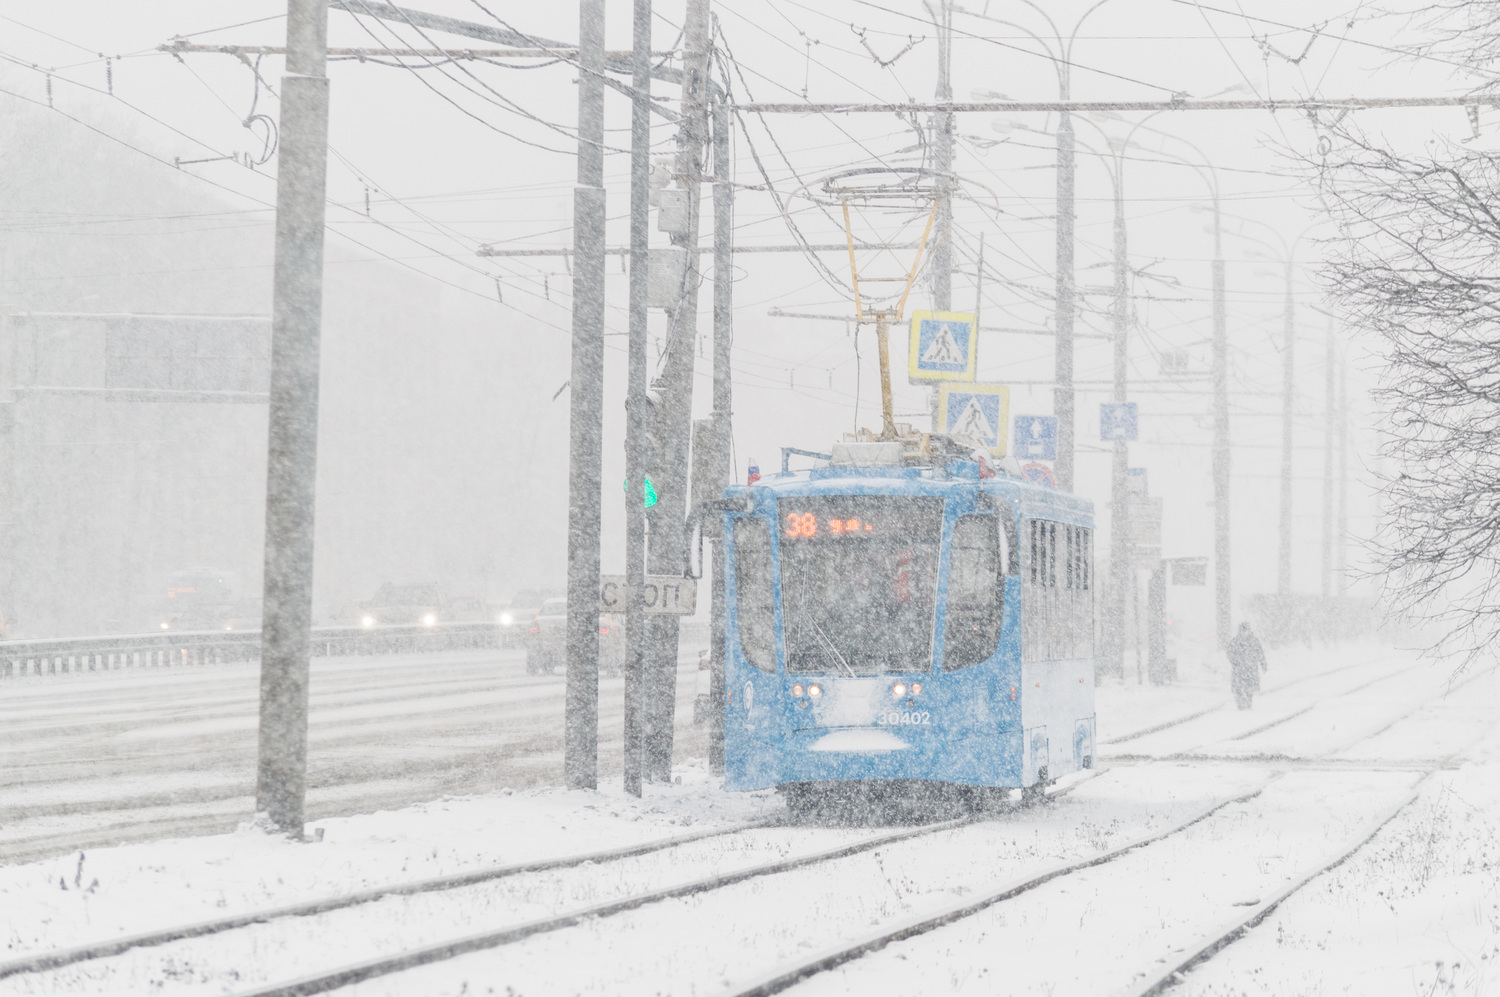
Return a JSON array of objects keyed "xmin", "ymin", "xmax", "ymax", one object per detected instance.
[{"xmin": 728, "ymin": 465, "xmax": 1094, "ymax": 526}]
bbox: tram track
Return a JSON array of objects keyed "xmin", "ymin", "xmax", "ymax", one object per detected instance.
[
  {"xmin": 5, "ymin": 658, "xmax": 1488, "ymax": 997},
  {"xmin": 1108, "ymin": 654, "xmax": 1445, "ymax": 762},
  {"xmin": 1103, "ymin": 653, "xmax": 1410, "ymax": 747},
  {"xmin": 1118, "ymin": 774, "xmax": 1434, "ymax": 997},
  {"xmin": 719, "ymin": 665, "xmax": 1500, "ymax": 997},
  {"xmin": 0, "ymin": 773, "xmax": 1103, "ymax": 994},
  {"xmin": 0, "ymin": 817, "xmax": 778, "ymax": 982}
]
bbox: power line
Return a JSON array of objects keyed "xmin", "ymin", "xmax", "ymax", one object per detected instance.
[{"xmin": 732, "ymin": 94, "xmax": 1500, "ymax": 113}]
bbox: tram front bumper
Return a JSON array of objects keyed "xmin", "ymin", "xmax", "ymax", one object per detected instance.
[{"xmin": 776, "ymin": 725, "xmax": 1022, "ymax": 786}]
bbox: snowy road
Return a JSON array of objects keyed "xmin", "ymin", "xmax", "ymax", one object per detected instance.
[
  {"xmin": 2, "ymin": 645, "xmax": 1495, "ymax": 996},
  {"xmin": 0, "ymin": 649, "xmax": 707, "ymax": 863}
]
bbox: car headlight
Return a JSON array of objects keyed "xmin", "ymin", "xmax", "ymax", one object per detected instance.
[
  {"xmin": 421, "ymin": 613, "xmax": 437, "ymax": 626},
  {"xmin": 361, "ymin": 615, "xmax": 376, "ymax": 628},
  {"xmin": 499, "ymin": 612, "xmax": 514, "ymax": 626}
]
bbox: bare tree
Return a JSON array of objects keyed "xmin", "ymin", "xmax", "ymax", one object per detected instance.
[{"xmin": 1313, "ymin": 114, "xmax": 1500, "ymax": 660}]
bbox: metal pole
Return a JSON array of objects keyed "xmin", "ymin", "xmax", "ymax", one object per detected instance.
[
  {"xmin": 709, "ymin": 94, "xmax": 733, "ymax": 774},
  {"xmin": 623, "ymin": 0, "xmax": 651, "ymax": 798},
  {"xmin": 255, "ymin": 0, "xmax": 330, "ymax": 838},
  {"xmin": 1211, "ymin": 205, "xmax": 1230, "ymax": 648},
  {"xmin": 564, "ymin": 0, "xmax": 607, "ymax": 791},
  {"xmin": 1277, "ymin": 260, "xmax": 1295, "ymax": 596},
  {"xmin": 1054, "ymin": 111, "xmax": 1076, "ymax": 491},
  {"xmin": 876, "ymin": 313, "xmax": 897, "ymax": 439},
  {"xmin": 1321, "ymin": 314, "xmax": 1335, "ymax": 600},
  {"xmin": 928, "ymin": 0, "xmax": 953, "ymax": 433},
  {"xmin": 1106, "ymin": 165, "xmax": 1129, "ymax": 680}
]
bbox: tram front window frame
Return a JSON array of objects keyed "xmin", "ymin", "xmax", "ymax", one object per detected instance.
[{"xmin": 777, "ymin": 495, "xmax": 944, "ymax": 676}]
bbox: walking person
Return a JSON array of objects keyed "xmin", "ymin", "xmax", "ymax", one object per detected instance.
[{"xmin": 1227, "ymin": 622, "xmax": 1268, "ymax": 709}]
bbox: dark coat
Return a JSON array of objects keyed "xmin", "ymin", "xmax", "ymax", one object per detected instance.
[{"xmin": 1227, "ymin": 630, "xmax": 1267, "ymax": 695}]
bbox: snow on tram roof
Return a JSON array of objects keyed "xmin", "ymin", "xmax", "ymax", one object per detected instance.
[{"xmin": 726, "ymin": 462, "xmax": 1094, "ymax": 525}]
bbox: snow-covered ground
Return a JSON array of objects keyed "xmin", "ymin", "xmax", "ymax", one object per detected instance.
[
  {"xmin": 1, "ymin": 640, "xmax": 1495, "ymax": 995},
  {"xmin": 0, "ymin": 647, "xmax": 709, "ymax": 862}
]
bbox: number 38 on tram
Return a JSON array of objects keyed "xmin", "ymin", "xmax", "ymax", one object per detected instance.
[{"xmin": 718, "ymin": 443, "xmax": 1097, "ymax": 806}]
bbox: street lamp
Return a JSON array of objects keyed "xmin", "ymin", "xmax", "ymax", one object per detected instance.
[
  {"xmin": 1231, "ymin": 220, "xmax": 1321, "ymax": 598},
  {"xmin": 962, "ymin": 0, "xmax": 1120, "ymax": 494}
]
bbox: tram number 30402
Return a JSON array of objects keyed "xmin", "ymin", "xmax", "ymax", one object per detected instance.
[{"xmin": 875, "ymin": 711, "xmax": 932, "ymax": 725}]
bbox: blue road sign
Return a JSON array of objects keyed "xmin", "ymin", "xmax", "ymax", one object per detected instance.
[
  {"xmin": 1100, "ymin": 402, "xmax": 1139, "ymax": 441},
  {"xmin": 1013, "ymin": 415, "xmax": 1058, "ymax": 461}
]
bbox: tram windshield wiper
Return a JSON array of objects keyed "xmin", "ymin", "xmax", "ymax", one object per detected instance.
[{"xmin": 805, "ymin": 616, "xmax": 857, "ymax": 677}]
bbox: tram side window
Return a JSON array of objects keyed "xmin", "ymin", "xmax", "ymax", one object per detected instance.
[
  {"xmin": 733, "ymin": 518, "xmax": 777, "ymax": 673},
  {"xmin": 944, "ymin": 514, "xmax": 1001, "ymax": 671},
  {"xmin": 1022, "ymin": 518, "xmax": 1056, "ymax": 662}
]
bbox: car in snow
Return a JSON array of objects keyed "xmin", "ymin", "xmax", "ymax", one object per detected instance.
[
  {"xmin": 220, "ymin": 599, "xmax": 263, "ymax": 632},
  {"xmin": 496, "ymin": 588, "xmax": 556, "ymax": 648},
  {"xmin": 156, "ymin": 569, "xmax": 239, "ymax": 632},
  {"xmin": 444, "ymin": 595, "xmax": 493, "ymax": 623},
  {"xmin": 358, "ymin": 583, "xmax": 448, "ymax": 627},
  {"xmin": 525, "ymin": 597, "xmax": 625, "ymax": 676}
]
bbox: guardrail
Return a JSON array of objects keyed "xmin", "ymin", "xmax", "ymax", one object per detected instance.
[{"xmin": 0, "ymin": 622, "xmax": 514, "ymax": 679}]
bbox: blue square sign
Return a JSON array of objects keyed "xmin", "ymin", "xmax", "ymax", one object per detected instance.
[
  {"xmin": 1013, "ymin": 415, "xmax": 1057, "ymax": 460},
  {"xmin": 1100, "ymin": 402, "xmax": 1138, "ymax": 441}
]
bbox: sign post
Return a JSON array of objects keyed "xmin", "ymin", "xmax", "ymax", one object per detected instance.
[{"xmin": 599, "ymin": 575, "xmax": 698, "ymax": 616}]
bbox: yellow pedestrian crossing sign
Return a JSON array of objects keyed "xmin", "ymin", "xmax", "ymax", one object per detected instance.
[
  {"xmin": 908, "ymin": 311, "xmax": 977, "ymax": 382},
  {"xmin": 937, "ymin": 383, "xmax": 1010, "ymax": 456}
]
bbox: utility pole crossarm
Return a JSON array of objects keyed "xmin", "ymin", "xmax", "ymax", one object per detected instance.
[{"xmin": 162, "ymin": 41, "xmax": 667, "ymax": 59}]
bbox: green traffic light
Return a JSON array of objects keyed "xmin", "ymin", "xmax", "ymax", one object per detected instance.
[{"xmin": 623, "ymin": 476, "xmax": 659, "ymax": 508}]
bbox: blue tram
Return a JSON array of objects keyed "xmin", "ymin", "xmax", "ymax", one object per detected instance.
[{"xmin": 720, "ymin": 443, "xmax": 1096, "ymax": 802}]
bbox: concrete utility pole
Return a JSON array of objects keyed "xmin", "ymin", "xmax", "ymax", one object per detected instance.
[
  {"xmin": 564, "ymin": 0, "xmax": 607, "ymax": 791},
  {"xmin": 927, "ymin": 0, "xmax": 953, "ymax": 432},
  {"xmin": 1209, "ymin": 207, "xmax": 1230, "ymax": 647},
  {"xmin": 623, "ymin": 0, "xmax": 651, "ymax": 799},
  {"xmin": 708, "ymin": 92, "xmax": 733, "ymax": 774},
  {"xmin": 0, "ymin": 312, "xmax": 13, "ymax": 635},
  {"xmin": 1054, "ymin": 109, "xmax": 1076, "ymax": 491},
  {"xmin": 255, "ymin": 0, "xmax": 330, "ymax": 838},
  {"xmin": 1337, "ymin": 357, "xmax": 1348, "ymax": 589},
  {"xmin": 1277, "ymin": 260, "xmax": 1295, "ymax": 596},
  {"xmin": 1129, "ymin": 128, "xmax": 1228, "ymax": 648},
  {"xmin": 1321, "ymin": 314, "xmax": 1336, "ymax": 599},
  {"xmin": 1106, "ymin": 162, "xmax": 1130, "ymax": 681},
  {"xmin": 640, "ymin": 0, "xmax": 711, "ymax": 783}
]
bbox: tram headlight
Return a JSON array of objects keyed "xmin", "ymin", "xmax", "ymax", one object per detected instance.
[
  {"xmin": 791, "ymin": 684, "xmax": 805, "ymax": 697},
  {"xmin": 911, "ymin": 682, "xmax": 922, "ymax": 695},
  {"xmin": 808, "ymin": 684, "xmax": 822, "ymax": 698},
  {"xmin": 891, "ymin": 683, "xmax": 906, "ymax": 698}
]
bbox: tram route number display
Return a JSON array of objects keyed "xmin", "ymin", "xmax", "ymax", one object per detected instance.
[{"xmin": 598, "ymin": 575, "xmax": 698, "ymax": 616}]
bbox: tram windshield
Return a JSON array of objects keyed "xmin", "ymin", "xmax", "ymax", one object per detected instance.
[{"xmin": 779, "ymin": 495, "xmax": 943, "ymax": 675}]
